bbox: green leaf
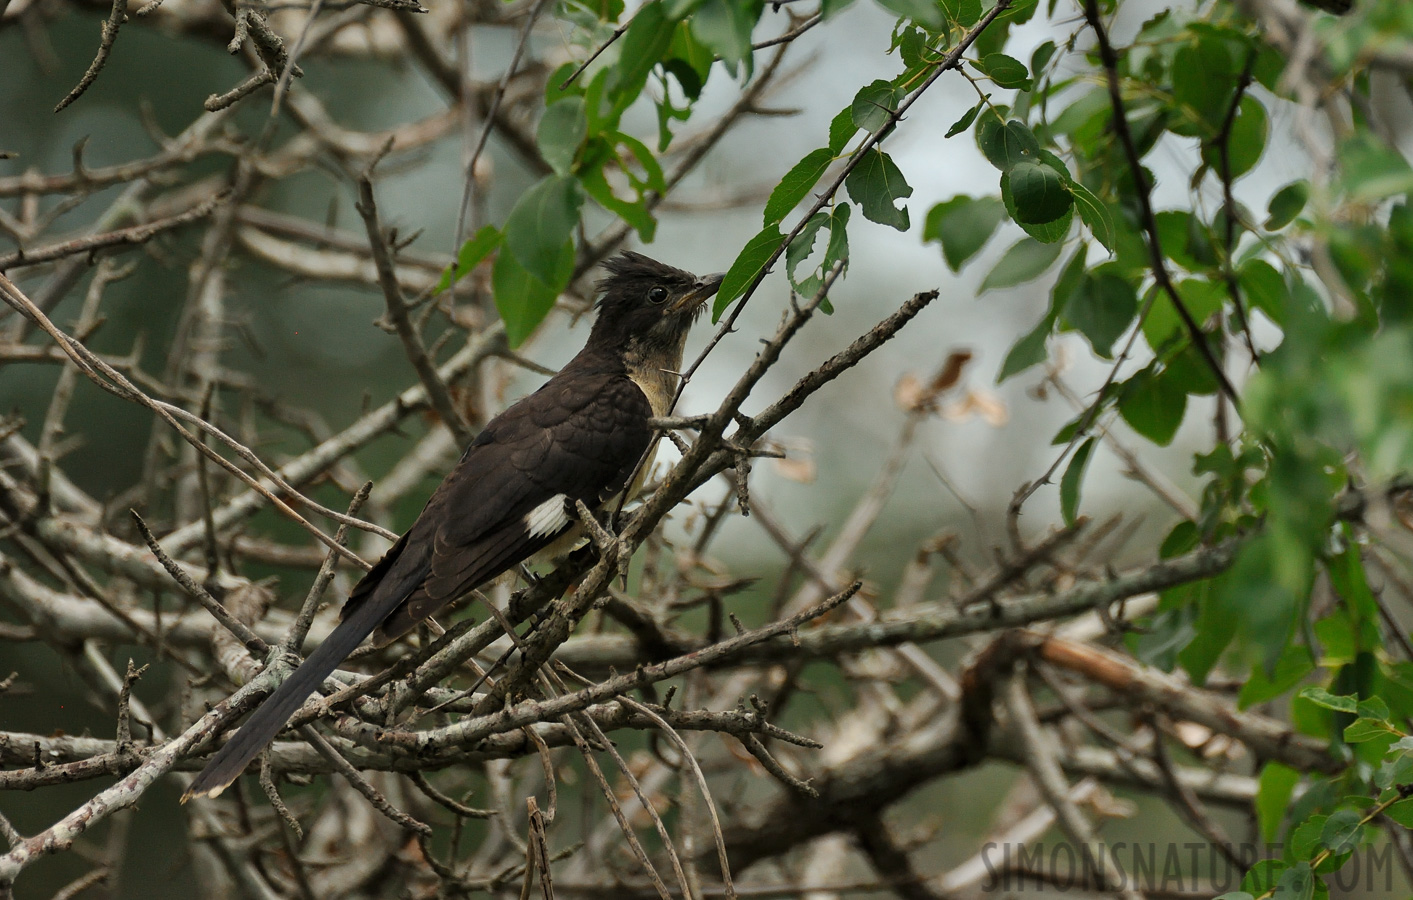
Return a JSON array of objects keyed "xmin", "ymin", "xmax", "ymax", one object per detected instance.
[
  {"xmin": 581, "ymin": 165, "xmax": 654, "ymax": 242},
  {"xmin": 978, "ymin": 118, "xmax": 1039, "ymax": 171},
  {"xmin": 1008, "ymin": 160, "xmax": 1071, "ymax": 225},
  {"xmin": 875, "ymin": 0, "xmax": 944, "ymax": 31},
  {"xmin": 1160, "ymin": 521, "xmax": 1199, "ymax": 558},
  {"xmin": 538, "ymin": 97, "xmax": 588, "ymax": 176},
  {"xmin": 1202, "ymin": 96, "xmax": 1267, "ymax": 178},
  {"xmin": 1070, "ymin": 182, "xmax": 1115, "ymax": 251},
  {"xmin": 691, "ymin": 0, "xmax": 762, "ymax": 78},
  {"xmin": 976, "ymin": 52, "xmax": 1031, "ymax": 90},
  {"xmin": 851, "ymin": 80, "xmax": 905, "ymax": 133},
  {"xmin": 1265, "ymin": 180, "xmax": 1309, "ymax": 231},
  {"xmin": 1298, "ymin": 686, "xmax": 1358, "ymax": 714},
  {"xmin": 579, "ymin": 131, "xmax": 663, "ymax": 241},
  {"xmin": 979, "ymin": 237, "xmax": 1062, "ymax": 292},
  {"xmin": 1271, "ymin": 862, "xmax": 1313, "ymax": 900},
  {"xmin": 998, "ymin": 310, "xmax": 1053, "ymax": 381},
  {"xmin": 946, "ymin": 102, "xmax": 981, "ymax": 139},
  {"xmin": 821, "ymin": 202, "xmax": 851, "ymax": 283},
  {"xmin": 828, "ymin": 105, "xmax": 857, "ymax": 155},
  {"xmin": 1358, "ymin": 696, "xmax": 1391, "ymax": 720},
  {"xmin": 938, "ymin": 0, "xmax": 979, "ymax": 26},
  {"xmin": 1030, "ymin": 40, "xmax": 1055, "ymax": 77},
  {"xmin": 436, "ymin": 226, "xmax": 502, "ymax": 294},
  {"xmin": 923, "ymin": 195, "xmax": 1005, "ymax": 272},
  {"xmin": 1388, "ymin": 798, "xmax": 1413, "ymax": 828},
  {"xmin": 786, "ymin": 212, "xmax": 829, "ymax": 285},
  {"xmin": 665, "ymin": 22, "xmax": 713, "ymax": 98},
  {"xmin": 1239, "ymin": 645, "xmax": 1314, "ymax": 707},
  {"xmin": 1065, "ymin": 270, "xmax": 1137, "ymax": 357},
  {"xmin": 1171, "ymin": 35, "xmax": 1238, "ymax": 134},
  {"xmin": 844, "ymin": 148, "xmax": 912, "ymax": 230},
  {"xmin": 1243, "ymin": 859, "xmax": 1289, "ymax": 896},
  {"xmin": 1059, "ymin": 437, "xmax": 1095, "ymax": 526},
  {"xmin": 1001, "ymin": 172, "xmax": 1073, "ymax": 244},
  {"xmin": 787, "ymin": 203, "xmax": 851, "ymax": 305},
  {"xmin": 492, "ymin": 239, "xmax": 573, "ymax": 347},
  {"xmin": 1143, "ymin": 278, "xmax": 1223, "ymax": 353},
  {"xmin": 1319, "ymin": 810, "xmax": 1361, "ymax": 854},
  {"xmin": 611, "ymin": 2, "xmax": 675, "ymax": 117},
  {"xmin": 764, "ymin": 148, "xmax": 833, "ymax": 226},
  {"xmin": 1255, "ymin": 763, "xmax": 1299, "ymax": 843},
  {"xmin": 1240, "ymin": 259, "xmax": 1288, "ymax": 325},
  {"xmin": 715, "ymin": 226, "xmax": 783, "ymax": 319},
  {"xmin": 1339, "ymin": 133, "xmax": 1413, "ymax": 201},
  {"xmin": 820, "ymin": 0, "xmax": 856, "ymax": 18},
  {"xmin": 504, "ymin": 175, "xmax": 584, "ymax": 279},
  {"xmin": 1376, "ymin": 752, "xmax": 1413, "ymax": 789},
  {"xmin": 1119, "ymin": 365, "xmax": 1186, "ymax": 446},
  {"xmin": 1343, "ymin": 717, "xmax": 1393, "ymax": 742},
  {"xmin": 1244, "ymin": 860, "xmax": 1290, "ymax": 897}
]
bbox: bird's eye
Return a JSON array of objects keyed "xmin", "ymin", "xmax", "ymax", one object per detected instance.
[{"xmin": 648, "ymin": 286, "xmax": 669, "ymax": 304}]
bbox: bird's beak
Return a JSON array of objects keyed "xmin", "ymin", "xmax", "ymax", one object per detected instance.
[{"xmin": 671, "ymin": 272, "xmax": 725, "ymax": 314}]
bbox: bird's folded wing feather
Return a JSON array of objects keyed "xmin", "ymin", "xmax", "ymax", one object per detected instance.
[{"xmin": 345, "ymin": 369, "xmax": 653, "ymax": 644}]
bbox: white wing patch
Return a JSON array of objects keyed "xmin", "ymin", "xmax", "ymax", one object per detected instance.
[{"xmin": 524, "ymin": 494, "xmax": 571, "ymax": 539}]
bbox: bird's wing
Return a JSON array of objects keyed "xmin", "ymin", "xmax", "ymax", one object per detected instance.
[{"xmin": 346, "ymin": 369, "xmax": 653, "ymax": 644}]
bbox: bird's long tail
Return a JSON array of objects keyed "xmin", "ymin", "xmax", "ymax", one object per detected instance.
[{"xmin": 181, "ymin": 595, "xmax": 390, "ymax": 801}]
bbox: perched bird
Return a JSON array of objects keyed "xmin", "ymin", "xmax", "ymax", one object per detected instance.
[{"xmin": 183, "ymin": 251, "xmax": 723, "ymax": 800}]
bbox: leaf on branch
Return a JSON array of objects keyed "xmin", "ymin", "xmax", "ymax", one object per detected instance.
[
  {"xmin": 1142, "ymin": 278, "xmax": 1222, "ymax": 353},
  {"xmin": 715, "ymin": 225, "xmax": 783, "ymax": 319},
  {"xmin": 997, "ymin": 310, "xmax": 1053, "ymax": 382},
  {"xmin": 437, "ymin": 225, "xmax": 502, "ymax": 294},
  {"xmin": 1118, "ymin": 364, "xmax": 1187, "ymax": 446},
  {"xmin": 1171, "ymin": 34, "xmax": 1240, "ymax": 136},
  {"xmin": 504, "ymin": 175, "xmax": 584, "ymax": 279},
  {"xmin": 1265, "ymin": 180, "xmax": 1309, "ymax": 231},
  {"xmin": 764, "ymin": 148, "xmax": 834, "ymax": 226},
  {"xmin": 1063, "ymin": 268, "xmax": 1136, "ymax": 358},
  {"xmin": 1202, "ymin": 96, "xmax": 1267, "ymax": 178},
  {"xmin": 538, "ymin": 97, "xmax": 588, "ymax": 176},
  {"xmin": 828, "ymin": 105, "xmax": 857, "ymax": 155},
  {"xmin": 850, "ymin": 80, "xmax": 905, "ymax": 134},
  {"xmin": 1069, "ymin": 181, "xmax": 1114, "ymax": 250},
  {"xmin": 875, "ymin": 0, "xmax": 945, "ymax": 33},
  {"xmin": 1255, "ymin": 762, "xmax": 1300, "ymax": 843},
  {"xmin": 493, "ymin": 239, "xmax": 573, "ymax": 347},
  {"xmin": 580, "ymin": 132, "xmax": 663, "ymax": 241},
  {"xmin": 691, "ymin": 0, "xmax": 763, "ymax": 78},
  {"xmin": 979, "ymin": 237, "xmax": 1061, "ymax": 293},
  {"xmin": 1059, "ymin": 437, "xmax": 1095, "ymax": 526},
  {"xmin": 821, "ymin": 0, "xmax": 857, "ymax": 18},
  {"xmin": 1007, "ymin": 160, "xmax": 1070, "ymax": 224},
  {"xmin": 945, "ymin": 101, "xmax": 981, "ymax": 139},
  {"xmin": 1339, "ymin": 133, "xmax": 1413, "ymax": 201},
  {"xmin": 608, "ymin": 1, "xmax": 676, "ymax": 120},
  {"xmin": 975, "ymin": 52, "xmax": 1031, "ymax": 90},
  {"xmin": 844, "ymin": 147, "xmax": 911, "ymax": 231},
  {"xmin": 938, "ymin": 0, "xmax": 980, "ymax": 26},
  {"xmin": 978, "ymin": 117, "xmax": 1039, "ymax": 172},
  {"xmin": 922, "ymin": 195, "xmax": 1005, "ymax": 272},
  {"xmin": 796, "ymin": 202, "xmax": 850, "ymax": 307}
]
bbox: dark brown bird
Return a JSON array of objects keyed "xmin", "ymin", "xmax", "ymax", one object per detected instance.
[{"xmin": 183, "ymin": 251, "xmax": 723, "ymax": 801}]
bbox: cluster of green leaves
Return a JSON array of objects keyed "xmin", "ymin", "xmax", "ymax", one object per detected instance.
[
  {"xmin": 839, "ymin": 0, "xmax": 1413, "ymax": 889},
  {"xmin": 439, "ymin": 0, "xmax": 734, "ymax": 345},
  {"xmin": 714, "ymin": 0, "xmax": 1049, "ymax": 315},
  {"xmin": 1221, "ymin": 685, "xmax": 1413, "ymax": 900}
]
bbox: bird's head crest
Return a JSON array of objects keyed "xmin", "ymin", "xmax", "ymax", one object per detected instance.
[{"xmin": 590, "ymin": 252, "xmax": 723, "ymax": 345}]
